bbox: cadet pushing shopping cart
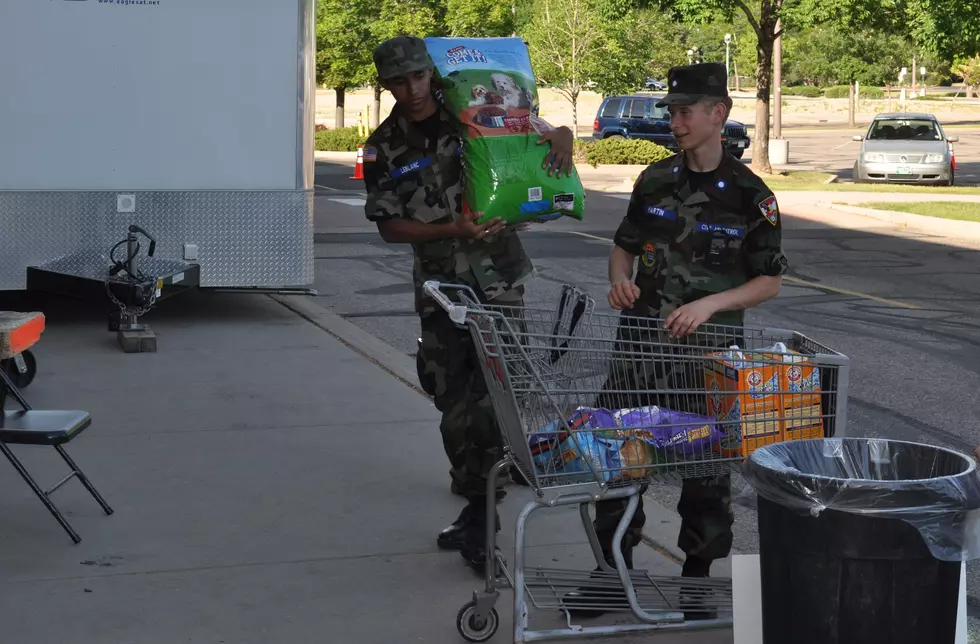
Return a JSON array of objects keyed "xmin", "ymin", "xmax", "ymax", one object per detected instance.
[{"xmin": 422, "ymin": 281, "xmax": 851, "ymax": 644}]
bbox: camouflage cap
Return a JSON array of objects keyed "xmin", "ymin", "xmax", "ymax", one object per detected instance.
[
  {"xmin": 373, "ymin": 35, "xmax": 435, "ymax": 81},
  {"xmin": 655, "ymin": 63, "xmax": 729, "ymax": 107}
]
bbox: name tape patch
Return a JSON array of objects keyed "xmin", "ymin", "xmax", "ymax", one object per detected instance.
[
  {"xmin": 697, "ymin": 222, "xmax": 746, "ymax": 238},
  {"xmin": 390, "ymin": 156, "xmax": 433, "ymax": 179},
  {"xmin": 645, "ymin": 205, "xmax": 677, "ymax": 220}
]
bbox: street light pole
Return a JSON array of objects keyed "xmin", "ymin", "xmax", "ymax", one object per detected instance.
[{"xmin": 725, "ymin": 34, "xmax": 732, "ymax": 90}]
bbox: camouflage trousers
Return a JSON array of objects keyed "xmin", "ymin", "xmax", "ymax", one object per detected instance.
[
  {"xmin": 416, "ymin": 288, "xmax": 525, "ymax": 500},
  {"xmin": 592, "ymin": 318, "xmax": 741, "ymax": 566}
]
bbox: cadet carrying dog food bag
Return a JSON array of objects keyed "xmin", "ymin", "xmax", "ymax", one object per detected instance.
[{"xmin": 424, "ymin": 36, "xmax": 586, "ymax": 225}]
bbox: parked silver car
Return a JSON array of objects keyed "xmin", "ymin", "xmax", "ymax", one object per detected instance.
[{"xmin": 852, "ymin": 113, "xmax": 957, "ymax": 186}]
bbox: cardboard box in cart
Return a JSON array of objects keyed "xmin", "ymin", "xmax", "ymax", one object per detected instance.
[{"xmin": 704, "ymin": 348, "xmax": 824, "ymax": 457}]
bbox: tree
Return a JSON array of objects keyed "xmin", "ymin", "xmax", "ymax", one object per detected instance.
[
  {"xmin": 369, "ymin": 0, "xmax": 446, "ymax": 127},
  {"xmin": 782, "ymin": 25, "xmax": 914, "ymax": 87},
  {"xmin": 316, "ymin": 0, "xmax": 377, "ymax": 129},
  {"xmin": 585, "ymin": 0, "xmax": 652, "ymax": 97},
  {"xmin": 523, "ymin": 0, "xmax": 604, "ymax": 133},
  {"xmin": 654, "ymin": 0, "xmax": 915, "ymax": 174},
  {"xmin": 524, "ymin": 0, "xmax": 649, "ymax": 132},
  {"xmin": 953, "ymin": 55, "xmax": 980, "ymax": 98},
  {"xmin": 445, "ymin": 0, "xmax": 514, "ymax": 36}
]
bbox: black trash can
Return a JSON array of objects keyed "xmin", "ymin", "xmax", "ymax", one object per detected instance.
[{"xmin": 743, "ymin": 437, "xmax": 980, "ymax": 644}]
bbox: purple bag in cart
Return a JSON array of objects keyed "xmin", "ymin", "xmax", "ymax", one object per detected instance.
[{"xmin": 616, "ymin": 406, "xmax": 724, "ymax": 457}]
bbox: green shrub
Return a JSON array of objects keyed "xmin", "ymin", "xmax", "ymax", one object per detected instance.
[
  {"xmin": 315, "ymin": 126, "xmax": 368, "ymax": 152},
  {"xmin": 823, "ymin": 85, "xmax": 884, "ymax": 99},
  {"xmin": 783, "ymin": 86, "xmax": 822, "ymax": 98},
  {"xmin": 585, "ymin": 137, "xmax": 675, "ymax": 166}
]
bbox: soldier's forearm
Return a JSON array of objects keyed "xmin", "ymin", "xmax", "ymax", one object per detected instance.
[
  {"xmin": 705, "ymin": 275, "xmax": 782, "ymax": 313},
  {"xmin": 376, "ymin": 219, "xmax": 461, "ymax": 243},
  {"xmin": 608, "ymin": 246, "xmax": 636, "ymax": 284}
]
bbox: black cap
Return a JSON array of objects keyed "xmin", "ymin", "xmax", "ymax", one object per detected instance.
[{"xmin": 655, "ymin": 63, "xmax": 729, "ymax": 107}]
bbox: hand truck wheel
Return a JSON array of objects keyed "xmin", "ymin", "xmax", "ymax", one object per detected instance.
[
  {"xmin": 456, "ymin": 600, "xmax": 499, "ymax": 643},
  {"xmin": 4, "ymin": 349, "xmax": 37, "ymax": 389}
]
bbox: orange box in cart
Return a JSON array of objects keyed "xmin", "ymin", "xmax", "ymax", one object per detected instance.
[
  {"xmin": 704, "ymin": 349, "xmax": 782, "ymax": 456},
  {"xmin": 703, "ymin": 345, "xmax": 824, "ymax": 457},
  {"xmin": 781, "ymin": 354, "xmax": 824, "ymax": 441}
]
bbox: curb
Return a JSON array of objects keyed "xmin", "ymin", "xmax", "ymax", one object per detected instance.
[
  {"xmin": 270, "ymin": 293, "xmax": 705, "ymax": 567},
  {"xmin": 822, "ymin": 202, "xmax": 980, "ymax": 240},
  {"xmin": 268, "ymin": 294, "xmax": 425, "ymax": 396}
]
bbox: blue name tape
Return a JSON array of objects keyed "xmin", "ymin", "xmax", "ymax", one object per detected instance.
[
  {"xmin": 645, "ymin": 205, "xmax": 677, "ymax": 220},
  {"xmin": 697, "ymin": 222, "xmax": 745, "ymax": 238},
  {"xmin": 391, "ymin": 156, "xmax": 433, "ymax": 178}
]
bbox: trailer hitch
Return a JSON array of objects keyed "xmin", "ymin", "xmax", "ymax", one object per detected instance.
[{"xmin": 106, "ymin": 225, "xmax": 161, "ymax": 352}]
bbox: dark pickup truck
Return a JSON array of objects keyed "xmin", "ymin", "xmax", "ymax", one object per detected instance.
[{"xmin": 592, "ymin": 93, "xmax": 751, "ymax": 159}]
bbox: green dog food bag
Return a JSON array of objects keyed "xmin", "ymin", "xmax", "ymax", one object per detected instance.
[{"xmin": 424, "ymin": 36, "xmax": 586, "ymax": 225}]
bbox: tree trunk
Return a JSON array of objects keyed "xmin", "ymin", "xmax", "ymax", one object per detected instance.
[
  {"xmin": 752, "ymin": 23, "xmax": 776, "ymax": 174},
  {"xmin": 571, "ymin": 91, "xmax": 579, "ymax": 136},
  {"xmin": 372, "ymin": 85, "xmax": 382, "ymax": 130},
  {"xmin": 335, "ymin": 87, "xmax": 346, "ymax": 130}
]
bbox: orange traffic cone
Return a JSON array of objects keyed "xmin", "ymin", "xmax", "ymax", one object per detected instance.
[
  {"xmin": 351, "ymin": 145, "xmax": 364, "ymax": 180},
  {"xmin": 950, "ymin": 142, "xmax": 957, "ymax": 170}
]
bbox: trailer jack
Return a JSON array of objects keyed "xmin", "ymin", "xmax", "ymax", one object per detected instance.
[{"xmin": 106, "ymin": 225, "xmax": 161, "ymax": 353}]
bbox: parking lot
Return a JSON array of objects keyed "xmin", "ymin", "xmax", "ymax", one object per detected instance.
[{"xmin": 741, "ymin": 125, "xmax": 980, "ymax": 186}]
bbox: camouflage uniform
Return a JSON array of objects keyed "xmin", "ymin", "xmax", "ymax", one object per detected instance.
[
  {"xmin": 593, "ymin": 63, "xmax": 789, "ymax": 574},
  {"xmin": 363, "ymin": 37, "xmax": 535, "ymax": 506}
]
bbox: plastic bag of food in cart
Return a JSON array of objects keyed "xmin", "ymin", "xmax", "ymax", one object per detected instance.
[
  {"xmin": 528, "ymin": 406, "xmax": 724, "ymax": 482},
  {"xmin": 529, "ymin": 424, "xmax": 655, "ymax": 484},
  {"xmin": 423, "ymin": 36, "xmax": 586, "ymax": 225}
]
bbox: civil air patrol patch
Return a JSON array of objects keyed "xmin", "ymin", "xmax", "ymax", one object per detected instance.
[
  {"xmin": 758, "ymin": 195, "xmax": 779, "ymax": 226},
  {"xmin": 362, "ymin": 146, "xmax": 378, "ymax": 162},
  {"xmin": 641, "ymin": 242, "xmax": 657, "ymax": 268}
]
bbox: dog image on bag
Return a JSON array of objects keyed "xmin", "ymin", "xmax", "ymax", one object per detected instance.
[
  {"xmin": 469, "ymin": 84, "xmax": 504, "ymax": 107},
  {"xmin": 491, "ymin": 72, "xmax": 532, "ymax": 109}
]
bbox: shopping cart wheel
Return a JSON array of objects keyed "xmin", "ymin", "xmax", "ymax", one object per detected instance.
[{"xmin": 456, "ymin": 600, "xmax": 499, "ymax": 643}]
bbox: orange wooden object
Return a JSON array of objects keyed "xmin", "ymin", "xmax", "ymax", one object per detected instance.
[{"xmin": 0, "ymin": 312, "xmax": 45, "ymax": 359}]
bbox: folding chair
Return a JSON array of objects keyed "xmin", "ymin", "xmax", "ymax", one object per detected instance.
[{"xmin": 0, "ymin": 367, "xmax": 114, "ymax": 544}]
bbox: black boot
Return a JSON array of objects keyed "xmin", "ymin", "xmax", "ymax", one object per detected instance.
[
  {"xmin": 561, "ymin": 548, "xmax": 635, "ymax": 618},
  {"xmin": 437, "ymin": 505, "xmax": 473, "ymax": 550},
  {"xmin": 459, "ymin": 497, "xmax": 503, "ymax": 575},
  {"xmin": 679, "ymin": 556, "xmax": 717, "ymax": 621}
]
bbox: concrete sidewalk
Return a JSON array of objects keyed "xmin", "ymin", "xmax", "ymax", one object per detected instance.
[{"xmin": 0, "ymin": 290, "xmax": 732, "ymax": 644}]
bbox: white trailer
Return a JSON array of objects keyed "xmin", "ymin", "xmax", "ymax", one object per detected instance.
[{"xmin": 0, "ymin": 0, "xmax": 316, "ymax": 349}]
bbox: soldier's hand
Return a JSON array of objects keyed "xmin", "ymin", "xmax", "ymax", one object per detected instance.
[
  {"xmin": 609, "ymin": 280, "xmax": 640, "ymax": 310},
  {"xmin": 456, "ymin": 211, "xmax": 506, "ymax": 240},
  {"xmin": 664, "ymin": 299, "xmax": 718, "ymax": 339},
  {"xmin": 537, "ymin": 126, "xmax": 575, "ymax": 178}
]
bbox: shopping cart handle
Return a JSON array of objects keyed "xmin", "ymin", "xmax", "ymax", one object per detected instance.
[{"xmin": 423, "ymin": 281, "xmax": 467, "ymax": 325}]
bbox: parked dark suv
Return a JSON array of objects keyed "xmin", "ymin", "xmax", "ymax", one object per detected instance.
[{"xmin": 592, "ymin": 93, "xmax": 751, "ymax": 159}]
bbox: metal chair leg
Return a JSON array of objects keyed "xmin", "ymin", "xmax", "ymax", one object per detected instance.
[
  {"xmin": 55, "ymin": 445, "xmax": 114, "ymax": 516},
  {"xmin": 0, "ymin": 441, "xmax": 81, "ymax": 544}
]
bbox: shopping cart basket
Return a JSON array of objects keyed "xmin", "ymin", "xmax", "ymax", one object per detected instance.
[{"xmin": 423, "ymin": 281, "xmax": 851, "ymax": 643}]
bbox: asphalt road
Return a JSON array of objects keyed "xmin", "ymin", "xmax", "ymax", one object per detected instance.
[{"xmin": 312, "ymin": 158, "xmax": 980, "ymax": 614}]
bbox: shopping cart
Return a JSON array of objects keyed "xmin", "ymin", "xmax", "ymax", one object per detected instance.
[{"xmin": 422, "ymin": 281, "xmax": 851, "ymax": 643}]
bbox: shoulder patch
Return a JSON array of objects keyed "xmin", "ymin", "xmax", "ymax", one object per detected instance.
[
  {"xmin": 633, "ymin": 170, "xmax": 646, "ymax": 190},
  {"xmin": 362, "ymin": 146, "xmax": 378, "ymax": 162},
  {"xmin": 758, "ymin": 195, "xmax": 778, "ymax": 226}
]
